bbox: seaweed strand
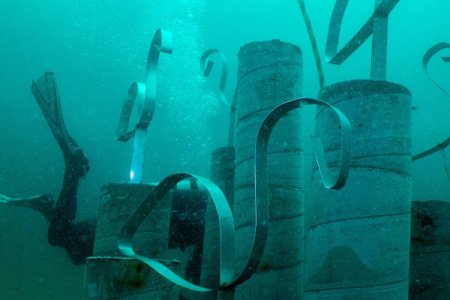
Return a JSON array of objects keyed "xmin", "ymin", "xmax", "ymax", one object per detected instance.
[{"xmin": 298, "ymin": 0, "xmax": 325, "ymax": 89}]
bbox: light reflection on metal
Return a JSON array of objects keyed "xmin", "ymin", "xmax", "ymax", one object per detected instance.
[
  {"xmin": 422, "ymin": 42, "xmax": 450, "ymax": 99},
  {"xmin": 118, "ymin": 97, "xmax": 351, "ymax": 299},
  {"xmin": 200, "ymin": 49, "xmax": 230, "ymax": 107},
  {"xmin": 119, "ymin": 173, "xmax": 235, "ymax": 293},
  {"xmin": 326, "ymin": 0, "xmax": 400, "ymax": 79},
  {"xmin": 116, "ymin": 29, "xmax": 173, "ymax": 183}
]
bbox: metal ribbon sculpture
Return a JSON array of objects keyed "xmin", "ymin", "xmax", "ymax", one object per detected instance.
[
  {"xmin": 412, "ymin": 43, "xmax": 450, "ymax": 180},
  {"xmin": 422, "ymin": 42, "xmax": 450, "ymax": 99},
  {"xmin": 326, "ymin": 0, "xmax": 400, "ymax": 80},
  {"xmin": 412, "ymin": 106, "xmax": 450, "ymax": 180},
  {"xmin": 200, "ymin": 49, "xmax": 237, "ymax": 147},
  {"xmin": 116, "ymin": 29, "xmax": 173, "ymax": 183},
  {"xmin": 200, "ymin": 49, "xmax": 230, "ymax": 107},
  {"xmin": 118, "ymin": 98, "xmax": 351, "ymax": 299}
]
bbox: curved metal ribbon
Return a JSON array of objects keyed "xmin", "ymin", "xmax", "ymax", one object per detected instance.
[
  {"xmin": 116, "ymin": 82, "xmax": 146, "ymax": 142},
  {"xmin": 200, "ymin": 49, "xmax": 230, "ymax": 107},
  {"xmin": 412, "ymin": 106, "xmax": 450, "ymax": 181},
  {"xmin": 138, "ymin": 29, "xmax": 173, "ymax": 129},
  {"xmin": 230, "ymin": 97, "xmax": 351, "ymax": 287},
  {"xmin": 115, "ymin": 29, "xmax": 173, "ymax": 183},
  {"xmin": 414, "ymin": 43, "xmax": 450, "ymax": 181},
  {"xmin": 118, "ymin": 98, "xmax": 351, "ymax": 293},
  {"xmin": 422, "ymin": 42, "xmax": 450, "ymax": 99},
  {"xmin": 119, "ymin": 173, "xmax": 235, "ymax": 292},
  {"xmin": 326, "ymin": 0, "xmax": 400, "ymax": 66}
]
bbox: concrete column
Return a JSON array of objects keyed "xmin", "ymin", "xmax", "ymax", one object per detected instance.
[
  {"xmin": 234, "ymin": 40, "xmax": 304, "ymax": 299},
  {"xmin": 304, "ymin": 80, "xmax": 412, "ymax": 299}
]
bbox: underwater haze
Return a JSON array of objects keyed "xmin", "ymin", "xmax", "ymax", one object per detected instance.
[{"xmin": 0, "ymin": 0, "xmax": 449, "ymax": 299}]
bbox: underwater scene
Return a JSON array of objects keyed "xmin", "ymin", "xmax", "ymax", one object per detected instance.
[{"xmin": 0, "ymin": 0, "xmax": 449, "ymax": 299}]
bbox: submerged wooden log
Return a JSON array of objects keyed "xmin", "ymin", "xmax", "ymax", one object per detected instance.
[
  {"xmin": 410, "ymin": 200, "xmax": 450, "ymax": 299},
  {"xmin": 234, "ymin": 40, "xmax": 304, "ymax": 299},
  {"xmin": 305, "ymin": 80, "xmax": 412, "ymax": 300}
]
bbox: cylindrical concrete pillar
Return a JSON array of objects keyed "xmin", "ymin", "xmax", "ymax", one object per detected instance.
[
  {"xmin": 410, "ymin": 200, "xmax": 450, "ymax": 299},
  {"xmin": 85, "ymin": 183, "xmax": 176, "ymax": 299},
  {"xmin": 304, "ymin": 80, "xmax": 412, "ymax": 299},
  {"xmin": 201, "ymin": 147, "xmax": 235, "ymax": 299},
  {"xmin": 234, "ymin": 40, "xmax": 304, "ymax": 299}
]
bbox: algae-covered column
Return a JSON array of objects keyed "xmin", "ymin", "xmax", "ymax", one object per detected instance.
[
  {"xmin": 304, "ymin": 1, "xmax": 411, "ymax": 299},
  {"xmin": 233, "ymin": 40, "xmax": 303, "ymax": 299},
  {"xmin": 305, "ymin": 81, "xmax": 412, "ymax": 299}
]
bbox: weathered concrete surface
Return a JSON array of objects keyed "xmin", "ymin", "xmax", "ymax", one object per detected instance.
[
  {"xmin": 234, "ymin": 40, "xmax": 304, "ymax": 300},
  {"xmin": 83, "ymin": 257, "xmax": 179, "ymax": 299},
  {"xmin": 410, "ymin": 200, "xmax": 450, "ymax": 300},
  {"xmin": 86, "ymin": 183, "xmax": 176, "ymax": 299},
  {"xmin": 305, "ymin": 80, "xmax": 412, "ymax": 300},
  {"xmin": 93, "ymin": 183, "xmax": 172, "ymax": 258}
]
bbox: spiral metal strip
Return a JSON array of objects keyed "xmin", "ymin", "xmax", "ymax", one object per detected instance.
[
  {"xmin": 422, "ymin": 42, "xmax": 450, "ymax": 99},
  {"xmin": 200, "ymin": 49, "xmax": 230, "ymax": 107},
  {"xmin": 325, "ymin": 0, "xmax": 400, "ymax": 70},
  {"xmin": 117, "ymin": 97, "xmax": 351, "ymax": 298},
  {"xmin": 116, "ymin": 82, "xmax": 145, "ymax": 142},
  {"xmin": 200, "ymin": 49, "xmax": 237, "ymax": 147},
  {"xmin": 116, "ymin": 29, "xmax": 173, "ymax": 183}
]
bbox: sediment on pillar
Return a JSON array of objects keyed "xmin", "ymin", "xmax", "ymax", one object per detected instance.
[
  {"xmin": 305, "ymin": 80, "xmax": 412, "ymax": 300},
  {"xmin": 233, "ymin": 40, "xmax": 304, "ymax": 300}
]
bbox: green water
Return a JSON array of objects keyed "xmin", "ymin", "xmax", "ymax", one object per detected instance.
[{"xmin": 0, "ymin": 0, "xmax": 449, "ymax": 298}]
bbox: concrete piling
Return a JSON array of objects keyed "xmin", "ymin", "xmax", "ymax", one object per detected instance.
[
  {"xmin": 233, "ymin": 40, "xmax": 304, "ymax": 299},
  {"xmin": 304, "ymin": 80, "xmax": 412, "ymax": 300}
]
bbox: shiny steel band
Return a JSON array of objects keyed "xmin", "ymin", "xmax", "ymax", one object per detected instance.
[
  {"xmin": 118, "ymin": 97, "xmax": 351, "ymax": 297},
  {"xmin": 326, "ymin": 0, "xmax": 400, "ymax": 78},
  {"xmin": 116, "ymin": 29, "xmax": 173, "ymax": 183},
  {"xmin": 422, "ymin": 42, "xmax": 450, "ymax": 99}
]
